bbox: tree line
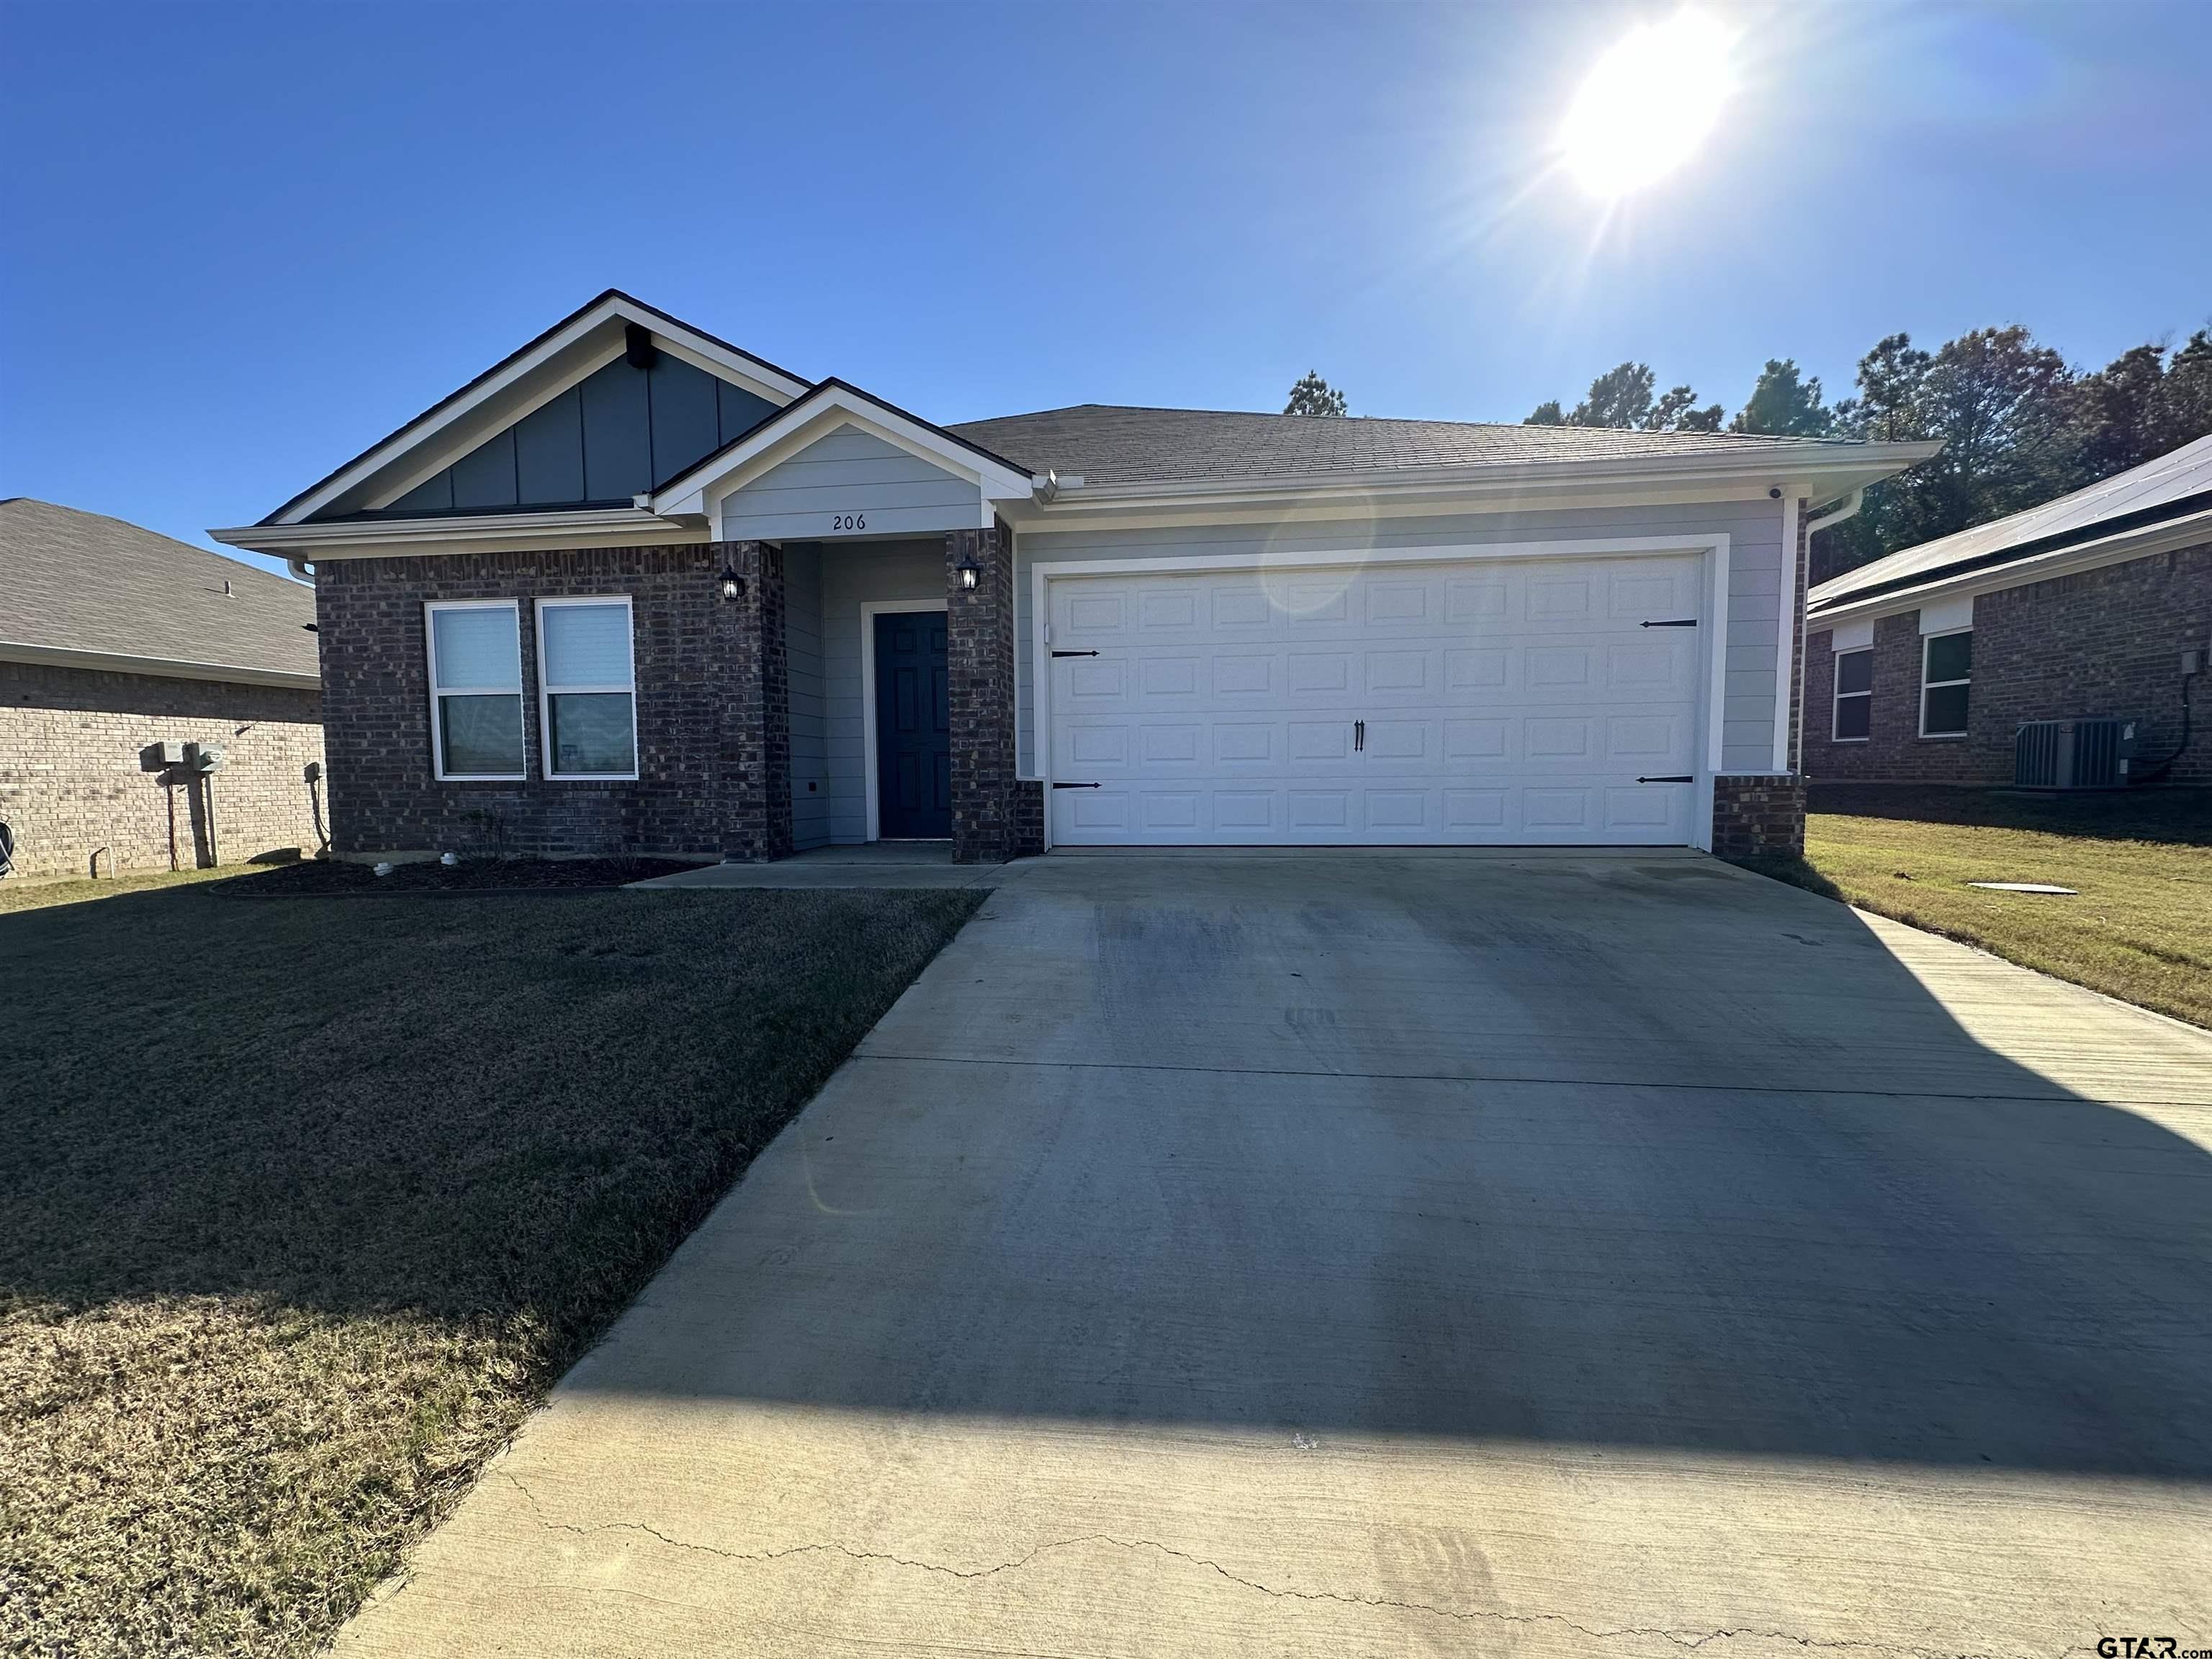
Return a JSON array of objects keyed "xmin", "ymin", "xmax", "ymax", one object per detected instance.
[{"xmin": 1285, "ymin": 322, "xmax": 2212, "ymax": 584}]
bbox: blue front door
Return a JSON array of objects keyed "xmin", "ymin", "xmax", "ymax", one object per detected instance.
[{"xmin": 873, "ymin": 611, "xmax": 951, "ymax": 838}]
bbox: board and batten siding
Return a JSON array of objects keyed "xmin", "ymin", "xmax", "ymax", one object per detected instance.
[
  {"xmin": 716, "ymin": 426, "xmax": 983, "ymax": 544},
  {"xmin": 1013, "ymin": 497, "xmax": 1793, "ymax": 778},
  {"xmin": 785, "ymin": 546, "xmax": 830, "ymax": 850},
  {"xmin": 808, "ymin": 539, "xmax": 945, "ymax": 843}
]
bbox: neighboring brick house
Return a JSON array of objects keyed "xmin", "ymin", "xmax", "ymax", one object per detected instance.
[
  {"xmin": 1804, "ymin": 435, "xmax": 2212, "ymax": 788},
  {"xmin": 1, "ymin": 499, "xmax": 325, "ymax": 879},
  {"xmin": 214, "ymin": 290, "xmax": 1936, "ymax": 865}
]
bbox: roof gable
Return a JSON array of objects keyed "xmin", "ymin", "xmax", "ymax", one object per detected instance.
[{"xmin": 266, "ymin": 291, "xmax": 809, "ymax": 526}]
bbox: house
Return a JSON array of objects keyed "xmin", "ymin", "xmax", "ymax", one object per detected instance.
[
  {"xmin": 1, "ymin": 499, "xmax": 325, "ymax": 878},
  {"xmin": 212, "ymin": 291, "xmax": 1932, "ymax": 865},
  {"xmin": 1803, "ymin": 433, "xmax": 2212, "ymax": 787}
]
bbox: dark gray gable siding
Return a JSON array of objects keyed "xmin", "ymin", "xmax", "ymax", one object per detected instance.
[{"xmin": 353, "ymin": 356, "xmax": 779, "ymax": 519}]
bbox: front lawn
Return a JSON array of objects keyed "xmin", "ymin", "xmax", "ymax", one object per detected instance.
[
  {"xmin": 0, "ymin": 878, "xmax": 984, "ymax": 1657},
  {"xmin": 1740, "ymin": 785, "xmax": 2211, "ymax": 1028}
]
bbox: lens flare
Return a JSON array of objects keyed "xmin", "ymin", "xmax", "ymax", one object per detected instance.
[{"xmin": 1560, "ymin": 10, "xmax": 1736, "ymax": 198}]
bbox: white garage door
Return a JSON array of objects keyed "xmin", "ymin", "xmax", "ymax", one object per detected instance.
[{"xmin": 1044, "ymin": 552, "xmax": 1706, "ymax": 846}]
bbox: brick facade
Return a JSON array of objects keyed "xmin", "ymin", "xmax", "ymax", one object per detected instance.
[
  {"xmin": 314, "ymin": 541, "xmax": 789, "ymax": 860},
  {"xmin": 1010, "ymin": 778, "xmax": 1046, "ymax": 859},
  {"xmin": 946, "ymin": 519, "xmax": 1019, "ymax": 864},
  {"xmin": 0, "ymin": 660, "xmax": 324, "ymax": 878},
  {"xmin": 1802, "ymin": 542, "xmax": 2212, "ymax": 787},
  {"xmin": 1710, "ymin": 773, "xmax": 1807, "ymax": 859}
]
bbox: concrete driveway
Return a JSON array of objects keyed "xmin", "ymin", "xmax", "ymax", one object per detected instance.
[{"xmin": 342, "ymin": 850, "xmax": 2212, "ymax": 1658}]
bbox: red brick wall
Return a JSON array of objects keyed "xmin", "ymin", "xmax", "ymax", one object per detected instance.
[
  {"xmin": 948, "ymin": 520, "xmax": 1017, "ymax": 864},
  {"xmin": 1804, "ymin": 543, "xmax": 2212, "ymax": 786},
  {"xmin": 314, "ymin": 541, "xmax": 790, "ymax": 859},
  {"xmin": 0, "ymin": 661, "xmax": 323, "ymax": 878}
]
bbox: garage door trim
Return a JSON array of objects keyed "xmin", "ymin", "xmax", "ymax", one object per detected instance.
[{"xmin": 1029, "ymin": 533, "xmax": 1732, "ymax": 851}]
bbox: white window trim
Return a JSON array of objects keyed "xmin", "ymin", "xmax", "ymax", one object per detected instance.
[
  {"xmin": 1831, "ymin": 647, "xmax": 1872, "ymax": 742},
  {"xmin": 1919, "ymin": 627, "xmax": 1972, "ymax": 739},
  {"xmin": 425, "ymin": 599, "xmax": 526, "ymax": 782},
  {"xmin": 536, "ymin": 595, "xmax": 640, "ymax": 781},
  {"xmin": 859, "ymin": 599, "xmax": 950, "ymax": 842}
]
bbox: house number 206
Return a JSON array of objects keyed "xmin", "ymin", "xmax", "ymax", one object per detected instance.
[{"xmin": 830, "ymin": 513, "xmax": 866, "ymax": 531}]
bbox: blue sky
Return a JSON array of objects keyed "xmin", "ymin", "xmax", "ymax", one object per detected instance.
[{"xmin": 4, "ymin": 1, "xmax": 2207, "ymax": 577}]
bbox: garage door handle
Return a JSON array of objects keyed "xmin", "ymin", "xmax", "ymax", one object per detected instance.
[
  {"xmin": 1637, "ymin": 775, "xmax": 1694, "ymax": 783},
  {"xmin": 1354, "ymin": 719, "xmax": 1364, "ymax": 752},
  {"xmin": 1052, "ymin": 781, "xmax": 1102, "ymax": 789},
  {"xmin": 1640, "ymin": 618, "xmax": 1698, "ymax": 628},
  {"xmin": 1051, "ymin": 649, "xmax": 1100, "ymax": 657}
]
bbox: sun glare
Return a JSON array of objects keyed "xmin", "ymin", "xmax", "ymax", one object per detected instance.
[{"xmin": 1560, "ymin": 10, "xmax": 1736, "ymax": 199}]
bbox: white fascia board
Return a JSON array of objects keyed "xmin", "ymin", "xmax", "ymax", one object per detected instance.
[
  {"xmin": 269, "ymin": 295, "xmax": 809, "ymax": 526},
  {"xmin": 1805, "ymin": 505, "xmax": 2212, "ymax": 629},
  {"xmin": 654, "ymin": 387, "xmax": 1035, "ymax": 521},
  {"xmin": 0, "ymin": 639, "xmax": 320, "ymax": 691},
  {"xmin": 212, "ymin": 506, "xmax": 700, "ymax": 561},
  {"xmin": 1002, "ymin": 442, "xmax": 1941, "ymax": 534}
]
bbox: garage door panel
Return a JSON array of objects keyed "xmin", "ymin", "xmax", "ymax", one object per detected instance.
[{"xmin": 1048, "ymin": 552, "xmax": 1704, "ymax": 846}]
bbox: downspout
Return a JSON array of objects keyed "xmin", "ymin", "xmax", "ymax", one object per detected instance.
[
  {"xmin": 1805, "ymin": 487, "xmax": 1864, "ymax": 539},
  {"xmin": 1794, "ymin": 488, "xmax": 1866, "ymax": 786},
  {"xmin": 287, "ymin": 558, "xmax": 315, "ymax": 584}
]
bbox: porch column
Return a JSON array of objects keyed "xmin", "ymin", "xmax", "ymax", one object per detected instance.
[
  {"xmin": 713, "ymin": 539, "xmax": 793, "ymax": 862},
  {"xmin": 947, "ymin": 518, "xmax": 1016, "ymax": 863}
]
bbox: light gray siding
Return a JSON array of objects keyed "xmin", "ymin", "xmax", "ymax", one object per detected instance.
[
  {"xmin": 814, "ymin": 539, "xmax": 945, "ymax": 843},
  {"xmin": 785, "ymin": 546, "xmax": 829, "ymax": 850},
  {"xmin": 1014, "ymin": 497, "xmax": 1791, "ymax": 777},
  {"xmin": 718, "ymin": 426, "xmax": 982, "ymax": 544}
]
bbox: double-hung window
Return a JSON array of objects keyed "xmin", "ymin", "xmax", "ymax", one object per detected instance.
[
  {"xmin": 537, "ymin": 596, "xmax": 638, "ymax": 779},
  {"xmin": 426, "ymin": 601, "xmax": 526, "ymax": 780},
  {"xmin": 1920, "ymin": 630, "xmax": 1972, "ymax": 737},
  {"xmin": 1832, "ymin": 649, "xmax": 1873, "ymax": 741}
]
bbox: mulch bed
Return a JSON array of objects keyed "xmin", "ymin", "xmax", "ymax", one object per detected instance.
[{"xmin": 213, "ymin": 856, "xmax": 703, "ymax": 896}]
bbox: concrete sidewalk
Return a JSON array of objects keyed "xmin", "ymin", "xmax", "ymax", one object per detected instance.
[{"xmin": 343, "ymin": 850, "xmax": 2212, "ymax": 1658}]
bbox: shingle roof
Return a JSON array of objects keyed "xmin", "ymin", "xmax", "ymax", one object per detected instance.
[
  {"xmin": 1, "ymin": 498, "xmax": 319, "ymax": 682},
  {"xmin": 1810, "ymin": 433, "xmax": 2212, "ymax": 612},
  {"xmin": 946, "ymin": 403, "xmax": 1848, "ymax": 488}
]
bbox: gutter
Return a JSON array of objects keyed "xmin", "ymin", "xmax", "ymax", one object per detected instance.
[
  {"xmin": 0, "ymin": 639, "xmax": 320, "ymax": 691},
  {"xmin": 1807, "ymin": 504, "xmax": 2212, "ymax": 626},
  {"xmin": 1019, "ymin": 441, "xmax": 1942, "ymax": 514}
]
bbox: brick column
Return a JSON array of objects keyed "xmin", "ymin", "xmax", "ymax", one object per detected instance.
[
  {"xmin": 711, "ymin": 539, "xmax": 793, "ymax": 862},
  {"xmin": 947, "ymin": 518, "xmax": 1017, "ymax": 863}
]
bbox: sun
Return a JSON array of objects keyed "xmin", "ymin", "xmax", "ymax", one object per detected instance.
[{"xmin": 1560, "ymin": 10, "xmax": 1736, "ymax": 199}]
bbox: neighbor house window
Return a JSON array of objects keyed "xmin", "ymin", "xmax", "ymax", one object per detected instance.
[
  {"xmin": 425, "ymin": 601, "xmax": 526, "ymax": 780},
  {"xmin": 1920, "ymin": 630, "xmax": 1972, "ymax": 737},
  {"xmin": 536, "ymin": 596, "xmax": 638, "ymax": 778},
  {"xmin": 1832, "ymin": 648, "xmax": 1872, "ymax": 741}
]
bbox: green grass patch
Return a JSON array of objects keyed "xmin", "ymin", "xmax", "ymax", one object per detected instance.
[
  {"xmin": 1739, "ymin": 788, "xmax": 2211, "ymax": 1028},
  {"xmin": 0, "ymin": 879, "xmax": 984, "ymax": 1656}
]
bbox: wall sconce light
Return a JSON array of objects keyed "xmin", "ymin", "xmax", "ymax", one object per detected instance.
[
  {"xmin": 719, "ymin": 563, "xmax": 745, "ymax": 601},
  {"xmin": 957, "ymin": 549, "xmax": 980, "ymax": 591}
]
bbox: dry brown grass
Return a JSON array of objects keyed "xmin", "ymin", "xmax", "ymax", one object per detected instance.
[{"xmin": 0, "ymin": 880, "xmax": 983, "ymax": 1656}]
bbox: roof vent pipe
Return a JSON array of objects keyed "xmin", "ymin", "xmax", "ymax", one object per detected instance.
[{"xmin": 624, "ymin": 323, "xmax": 660, "ymax": 372}]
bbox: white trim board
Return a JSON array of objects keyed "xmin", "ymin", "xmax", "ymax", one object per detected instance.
[
  {"xmin": 858, "ymin": 599, "xmax": 949, "ymax": 843},
  {"xmin": 1027, "ymin": 531, "xmax": 1732, "ymax": 853}
]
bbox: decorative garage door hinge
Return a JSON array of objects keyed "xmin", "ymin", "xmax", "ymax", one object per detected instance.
[
  {"xmin": 1637, "ymin": 775, "xmax": 1694, "ymax": 783},
  {"xmin": 1640, "ymin": 618, "xmax": 1699, "ymax": 628},
  {"xmin": 1052, "ymin": 781, "xmax": 1102, "ymax": 789},
  {"xmin": 1051, "ymin": 649, "xmax": 1100, "ymax": 657}
]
